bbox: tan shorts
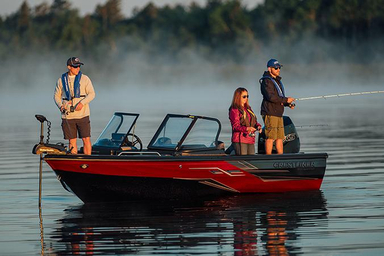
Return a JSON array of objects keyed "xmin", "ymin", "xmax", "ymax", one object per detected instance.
[
  {"xmin": 62, "ymin": 116, "xmax": 91, "ymax": 140},
  {"xmin": 263, "ymin": 115, "xmax": 284, "ymax": 140}
]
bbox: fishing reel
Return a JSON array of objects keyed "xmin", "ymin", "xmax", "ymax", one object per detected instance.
[
  {"xmin": 61, "ymin": 109, "xmax": 69, "ymax": 115},
  {"xmin": 61, "ymin": 106, "xmax": 75, "ymax": 115}
]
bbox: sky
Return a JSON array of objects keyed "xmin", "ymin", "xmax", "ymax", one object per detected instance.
[{"xmin": 0, "ymin": 0, "xmax": 263, "ymax": 17}]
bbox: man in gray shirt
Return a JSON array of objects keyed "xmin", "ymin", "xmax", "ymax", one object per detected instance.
[{"xmin": 54, "ymin": 57, "xmax": 95, "ymax": 155}]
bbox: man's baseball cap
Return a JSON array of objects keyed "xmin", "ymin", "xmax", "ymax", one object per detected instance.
[
  {"xmin": 67, "ymin": 57, "xmax": 84, "ymax": 67},
  {"xmin": 267, "ymin": 59, "xmax": 282, "ymax": 68}
]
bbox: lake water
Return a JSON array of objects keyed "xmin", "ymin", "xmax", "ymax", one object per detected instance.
[{"xmin": 0, "ymin": 86, "xmax": 383, "ymax": 255}]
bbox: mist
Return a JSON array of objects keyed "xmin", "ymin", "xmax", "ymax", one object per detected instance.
[
  {"xmin": 1, "ymin": 27, "xmax": 384, "ymax": 148},
  {"xmin": 1, "ymin": 33, "xmax": 382, "ymax": 92}
]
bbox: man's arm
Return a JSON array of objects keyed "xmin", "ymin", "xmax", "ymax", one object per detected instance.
[
  {"xmin": 54, "ymin": 78, "xmax": 63, "ymax": 110},
  {"xmin": 80, "ymin": 76, "xmax": 95, "ymax": 106}
]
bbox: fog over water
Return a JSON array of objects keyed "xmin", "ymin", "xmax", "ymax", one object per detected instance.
[
  {"xmin": 1, "ymin": 38, "xmax": 384, "ymax": 255},
  {"xmin": 1, "ymin": 40, "xmax": 382, "ymax": 145},
  {"xmin": 2, "ymin": 32, "xmax": 383, "ymax": 93}
]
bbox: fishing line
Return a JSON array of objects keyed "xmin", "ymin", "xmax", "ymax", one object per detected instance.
[
  {"xmin": 264, "ymin": 124, "xmax": 329, "ymax": 129},
  {"xmin": 62, "ymin": 109, "xmax": 75, "ymax": 153},
  {"xmin": 61, "ymin": 96, "xmax": 86, "ymax": 153},
  {"xmin": 295, "ymin": 90, "xmax": 384, "ymax": 101},
  {"xmin": 294, "ymin": 124, "xmax": 329, "ymax": 128}
]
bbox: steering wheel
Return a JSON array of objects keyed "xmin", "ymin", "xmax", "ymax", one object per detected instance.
[{"xmin": 122, "ymin": 133, "xmax": 143, "ymax": 151}]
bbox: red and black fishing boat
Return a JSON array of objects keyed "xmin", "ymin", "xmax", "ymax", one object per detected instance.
[{"xmin": 33, "ymin": 113, "xmax": 327, "ymax": 203}]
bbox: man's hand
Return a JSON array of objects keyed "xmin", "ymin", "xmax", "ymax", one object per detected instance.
[
  {"xmin": 75, "ymin": 102, "xmax": 83, "ymax": 111},
  {"xmin": 287, "ymin": 97, "xmax": 295, "ymax": 103},
  {"xmin": 60, "ymin": 100, "xmax": 72, "ymax": 113}
]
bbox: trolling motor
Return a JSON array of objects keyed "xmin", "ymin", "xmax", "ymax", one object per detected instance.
[
  {"xmin": 257, "ymin": 116, "xmax": 300, "ymax": 154},
  {"xmin": 32, "ymin": 114, "xmax": 67, "ymax": 155},
  {"xmin": 33, "ymin": 115, "xmax": 68, "ymax": 207}
]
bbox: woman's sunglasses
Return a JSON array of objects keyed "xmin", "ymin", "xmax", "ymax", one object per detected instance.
[{"xmin": 242, "ymin": 95, "xmax": 249, "ymax": 99}]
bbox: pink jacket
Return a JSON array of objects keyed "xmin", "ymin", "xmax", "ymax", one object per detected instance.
[{"xmin": 229, "ymin": 107, "xmax": 261, "ymax": 144}]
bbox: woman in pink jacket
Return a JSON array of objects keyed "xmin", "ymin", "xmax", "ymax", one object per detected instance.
[{"xmin": 229, "ymin": 87, "xmax": 262, "ymax": 155}]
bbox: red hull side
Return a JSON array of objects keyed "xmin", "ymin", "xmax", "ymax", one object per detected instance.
[{"xmin": 46, "ymin": 157, "xmax": 325, "ymax": 194}]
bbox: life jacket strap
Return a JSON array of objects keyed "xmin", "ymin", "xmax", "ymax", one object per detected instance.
[{"xmin": 260, "ymin": 76, "xmax": 285, "ymax": 97}]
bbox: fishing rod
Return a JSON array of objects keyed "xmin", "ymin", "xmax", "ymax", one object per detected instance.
[{"xmin": 295, "ymin": 90, "xmax": 384, "ymax": 101}]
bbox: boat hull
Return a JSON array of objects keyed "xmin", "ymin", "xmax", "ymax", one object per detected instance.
[{"xmin": 45, "ymin": 153, "xmax": 327, "ymax": 203}]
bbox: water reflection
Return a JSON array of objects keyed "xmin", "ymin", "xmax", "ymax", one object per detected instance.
[
  {"xmin": 39, "ymin": 206, "xmax": 45, "ymax": 255},
  {"xmin": 45, "ymin": 191, "xmax": 327, "ymax": 255}
]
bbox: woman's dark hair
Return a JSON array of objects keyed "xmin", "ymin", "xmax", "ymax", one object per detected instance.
[{"xmin": 230, "ymin": 87, "xmax": 250, "ymax": 110}]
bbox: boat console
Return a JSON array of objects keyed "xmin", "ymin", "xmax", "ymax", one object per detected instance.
[
  {"xmin": 92, "ymin": 113, "xmax": 225, "ymax": 156},
  {"xmin": 33, "ymin": 112, "xmax": 301, "ymax": 157},
  {"xmin": 92, "ymin": 112, "xmax": 142, "ymax": 155}
]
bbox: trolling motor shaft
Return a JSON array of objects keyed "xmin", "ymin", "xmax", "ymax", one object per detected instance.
[{"xmin": 32, "ymin": 114, "xmax": 67, "ymax": 155}]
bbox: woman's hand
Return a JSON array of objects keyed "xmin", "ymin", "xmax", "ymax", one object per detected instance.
[
  {"xmin": 247, "ymin": 127, "xmax": 256, "ymax": 133},
  {"xmin": 257, "ymin": 125, "xmax": 262, "ymax": 133}
]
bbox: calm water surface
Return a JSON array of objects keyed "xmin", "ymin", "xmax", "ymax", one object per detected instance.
[{"xmin": 0, "ymin": 88, "xmax": 383, "ymax": 255}]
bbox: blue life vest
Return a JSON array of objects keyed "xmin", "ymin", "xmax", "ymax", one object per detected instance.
[
  {"xmin": 61, "ymin": 71, "xmax": 82, "ymax": 100},
  {"xmin": 260, "ymin": 76, "xmax": 285, "ymax": 97}
]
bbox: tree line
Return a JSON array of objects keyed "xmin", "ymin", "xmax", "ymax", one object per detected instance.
[{"xmin": 1, "ymin": 0, "xmax": 384, "ymax": 64}]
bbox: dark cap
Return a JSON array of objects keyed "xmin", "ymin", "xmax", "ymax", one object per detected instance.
[
  {"xmin": 67, "ymin": 57, "xmax": 84, "ymax": 67},
  {"xmin": 267, "ymin": 59, "xmax": 282, "ymax": 68}
]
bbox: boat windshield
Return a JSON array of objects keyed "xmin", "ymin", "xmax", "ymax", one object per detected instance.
[
  {"xmin": 93, "ymin": 113, "xmax": 139, "ymax": 148},
  {"xmin": 148, "ymin": 115, "xmax": 221, "ymax": 151}
]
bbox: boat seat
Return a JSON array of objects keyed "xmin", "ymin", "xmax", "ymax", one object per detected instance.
[
  {"xmin": 154, "ymin": 137, "xmax": 172, "ymax": 146},
  {"xmin": 112, "ymin": 133, "xmax": 125, "ymax": 142},
  {"xmin": 224, "ymin": 144, "xmax": 235, "ymax": 155},
  {"xmin": 216, "ymin": 141, "xmax": 225, "ymax": 150}
]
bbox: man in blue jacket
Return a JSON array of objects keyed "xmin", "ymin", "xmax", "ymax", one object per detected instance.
[{"xmin": 260, "ymin": 59, "xmax": 295, "ymax": 154}]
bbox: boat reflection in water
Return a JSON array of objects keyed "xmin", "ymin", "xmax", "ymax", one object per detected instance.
[{"xmin": 46, "ymin": 191, "xmax": 328, "ymax": 255}]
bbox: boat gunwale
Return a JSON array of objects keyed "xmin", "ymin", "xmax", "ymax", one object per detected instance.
[{"xmin": 44, "ymin": 152, "xmax": 328, "ymax": 162}]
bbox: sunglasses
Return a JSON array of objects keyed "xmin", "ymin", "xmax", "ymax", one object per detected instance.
[
  {"xmin": 71, "ymin": 65, "xmax": 80, "ymax": 68},
  {"xmin": 273, "ymin": 67, "xmax": 281, "ymax": 70},
  {"xmin": 242, "ymin": 95, "xmax": 249, "ymax": 99}
]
